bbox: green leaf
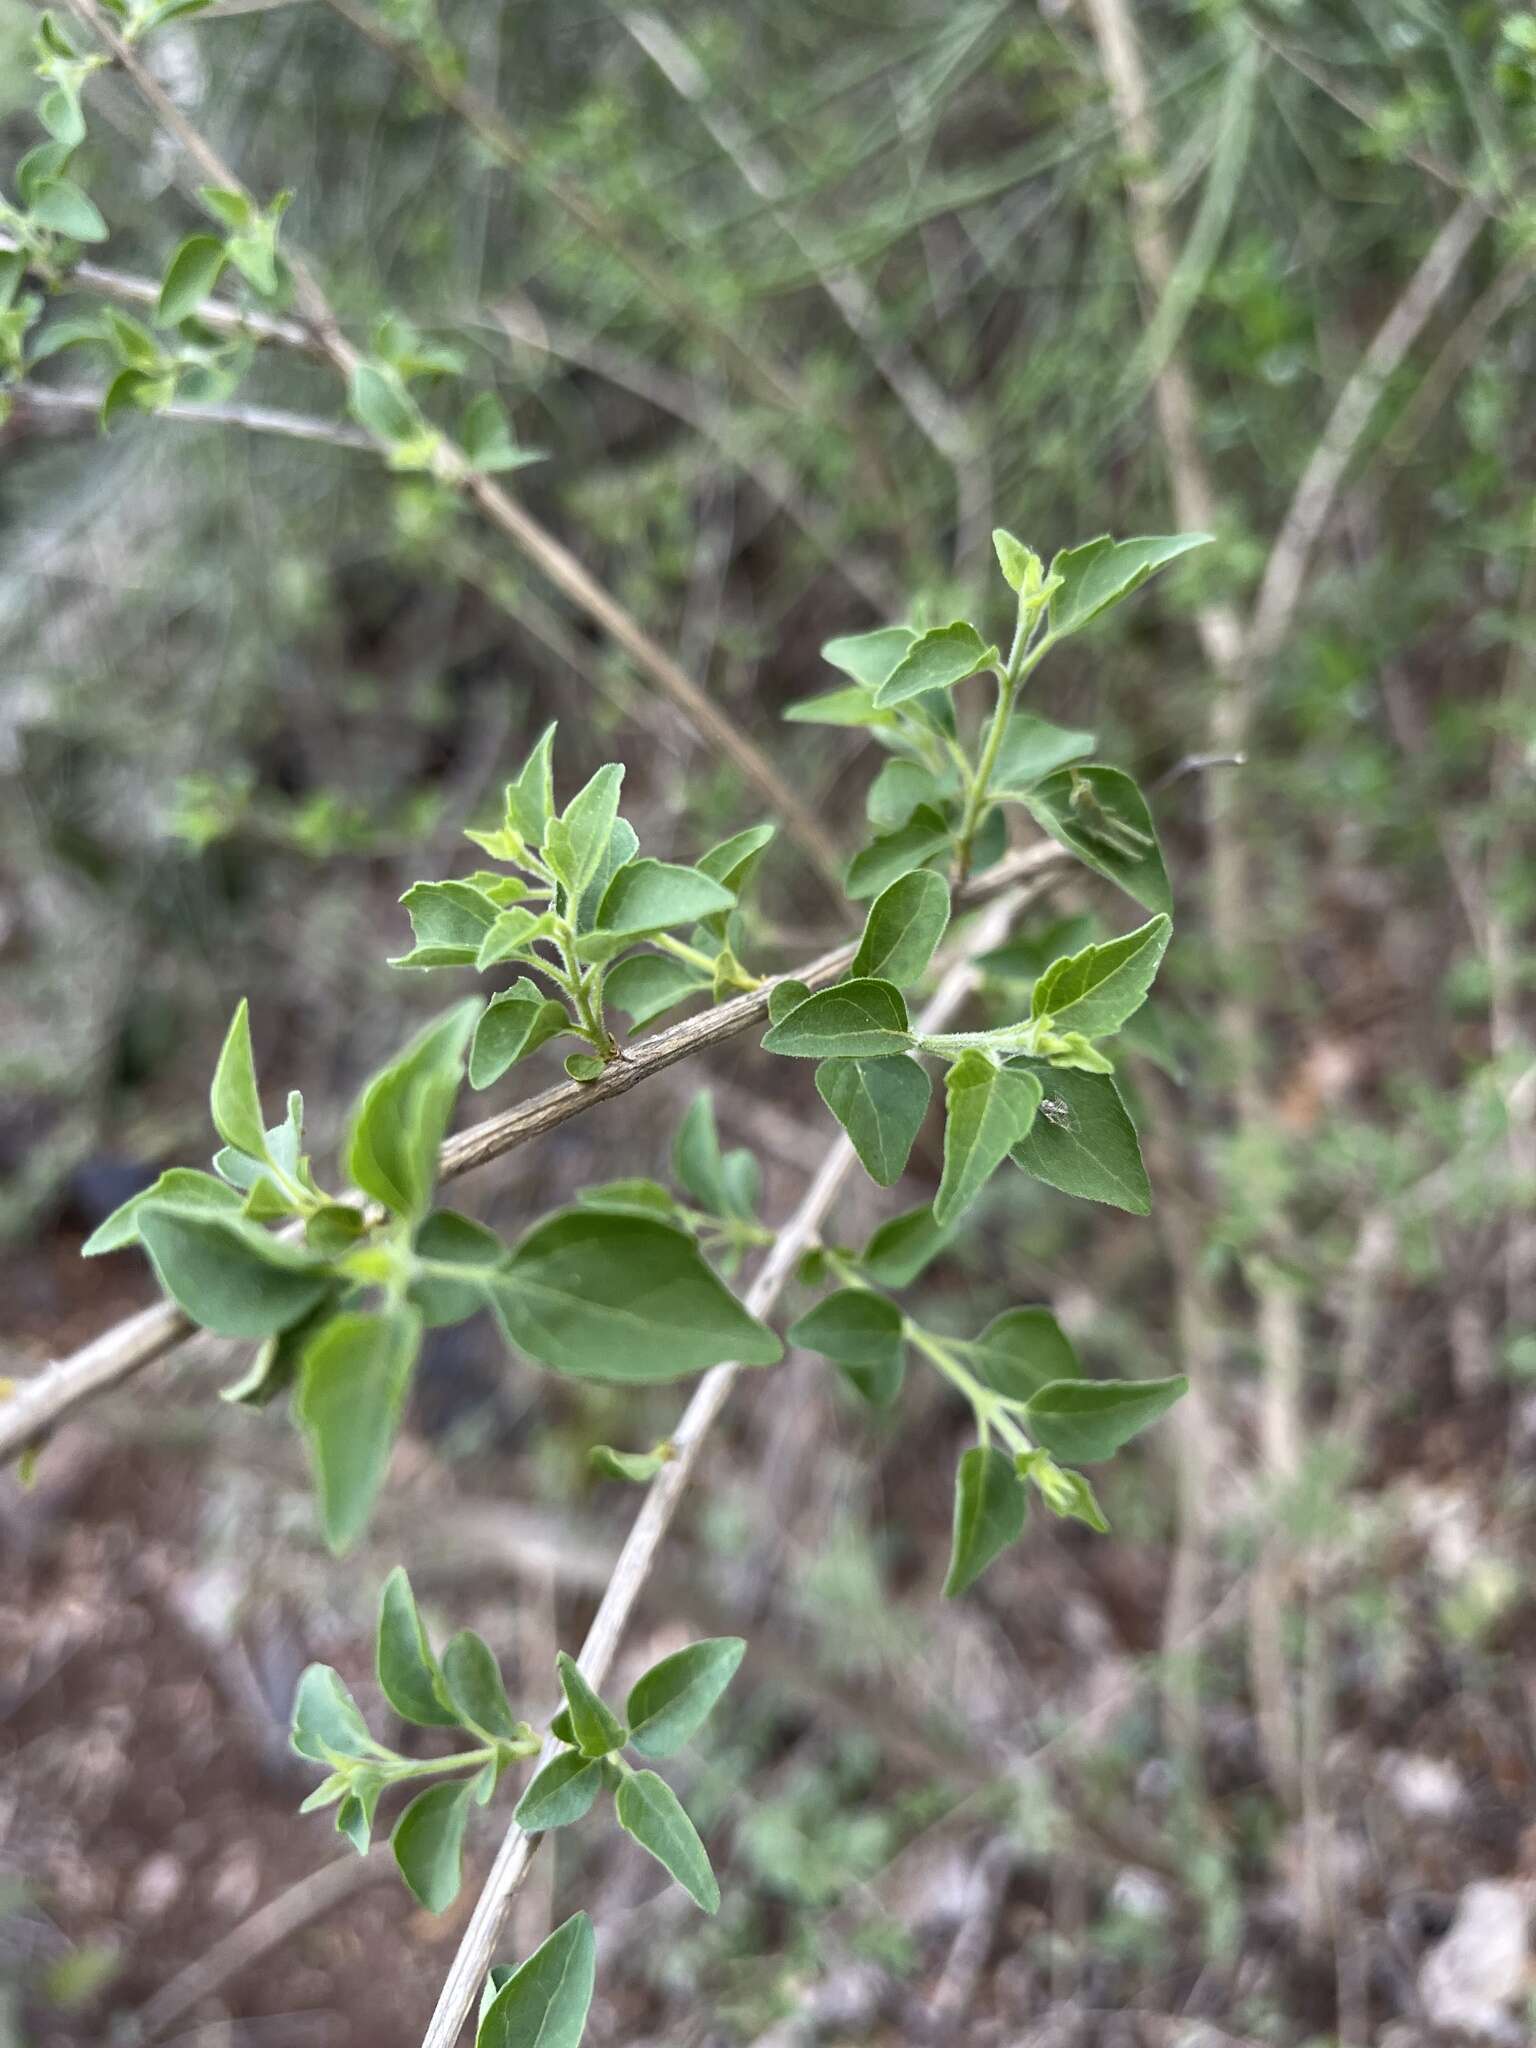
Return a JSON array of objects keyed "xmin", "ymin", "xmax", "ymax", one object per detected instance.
[
  {"xmin": 867, "ymin": 758, "xmax": 946, "ymax": 832},
  {"xmin": 1023, "ymin": 1375, "xmax": 1188, "ymax": 1462},
  {"xmin": 441, "ymin": 1630, "xmax": 524, "ymax": 1742},
  {"xmin": 1023, "ymin": 766, "xmax": 1170, "ymax": 916},
  {"xmin": 392, "ymin": 1779, "xmax": 473, "ymax": 1913},
  {"xmin": 548, "ymin": 1709, "xmax": 576, "ymax": 1746},
  {"xmin": 589, "ymin": 1442, "xmax": 669, "ymax": 1483},
  {"xmin": 821, "ymin": 625, "xmax": 915, "ymax": 689},
  {"xmin": 82, "ymin": 1167, "xmax": 243, "ymax": 1256},
  {"xmin": 467, "ymin": 983, "xmax": 570, "ymax": 1090},
  {"xmin": 626, "ymin": 1637, "xmax": 745, "ymax": 1759},
  {"xmin": 575, "ymin": 1179, "xmax": 681, "ymax": 1221},
  {"xmin": 493, "ymin": 1212, "xmax": 782, "ymax": 1382},
  {"xmin": 615, "ymin": 1769, "xmax": 719, "ymax": 1912},
  {"xmin": 502, "ymin": 724, "xmax": 557, "ymax": 847},
  {"xmin": 408, "ymin": 1208, "xmax": 506, "ymax": 1326},
  {"xmin": 156, "ymin": 235, "xmax": 225, "ymax": 325},
  {"xmin": 476, "ymin": 1914, "xmax": 595, "ymax": 2048},
  {"xmin": 556, "ymin": 1651, "xmax": 626, "ymax": 1756},
  {"xmin": 761, "ymin": 978, "xmax": 912, "ymax": 1058},
  {"xmin": 605, "ymin": 952, "xmax": 710, "ymax": 1028},
  {"xmin": 1047, "ymin": 532, "xmax": 1211, "ymax": 638},
  {"xmin": 934, "ymin": 1056, "xmax": 1042, "ymax": 1227},
  {"xmin": 696, "ymin": 822, "xmax": 774, "ymax": 939},
  {"xmin": 858, "ymin": 1204, "xmax": 955, "ymax": 1288},
  {"xmin": 461, "ymin": 390, "xmax": 526, "ymax": 471},
  {"xmin": 545, "ymin": 763, "xmax": 624, "ymax": 902},
  {"xmin": 673, "ymin": 1093, "xmax": 730, "ymax": 1217},
  {"xmin": 873, "ymin": 622, "xmax": 996, "ymax": 708},
  {"xmin": 851, "ymin": 870, "xmax": 950, "ymax": 987},
  {"xmin": 29, "ymin": 178, "xmax": 108, "ymax": 242},
  {"xmin": 992, "ymin": 528, "xmax": 1043, "ymax": 596},
  {"xmin": 290, "ymin": 1663, "xmax": 375, "ymax": 1763},
  {"xmin": 295, "ymin": 1308, "xmax": 422, "ymax": 1553},
  {"xmin": 345, "ymin": 1001, "xmax": 479, "ymax": 1219},
  {"xmin": 788, "ymin": 1288, "xmax": 905, "ymax": 1406},
  {"xmin": 944, "ymin": 1445, "xmax": 1027, "ymax": 1597},
  {"xmin": 199, "ymin": 185, "xmax": 254, "ymax": 231},
  {"xmin": 845, "ymin": 806, "xmax": 951, "ymax": 901},
  {"xmin": 990, "ymin": 714, "xmax": 1096, "ymax": 796},
  {"xmin": 596, "ymin": 858, "xmax": 733, "ymax": 939},
  {"xmin": 348, "ymin": 361, "xmax": 421, "ymax": 444},
  {"xmin": 565, "ymin": 1053, "xmax": 606, "ymax": 1082},
  {"xmin": 1009, "ymin": 1062, "xmax": 1151, "ymax": 1213},
  {"xmin": 477, "ymin": 907, "xmax": 560, "ymax": 971},
  {"xmin": 513, "ymin": 1753, "xmax": 605, "ymax": 1832},
  {"xmin": 784, "ymin": 684, "xmax": 900, "ymax": 729},
  {"xmin": 1023, "ymin": 1454, "xmax": 1110, "ymax": 1532},
  {"xmin": 136, "ymin": 1205, "xmax": 333, "ymax": 1338},
  {"xmin": 961, "ymin": 1307, "xmax": 1080, "ymax": 1402},
  {"xmin": 376, "ymin": 1566, "xmax": 457, "ymax": 1728},
  {"xmin": 391, "ymin": 879, "xmax": 502, "ymax": 969},
  {"xmin": 976, "ymin": 916, "xmax": 1096, "ymax": 988},
  {"xmin": 815, "ymin": 1056, "xmax": 931, "ymax": 1188},
  {"xmin": 766, "ymin": 978, "xmax": 811, "ymax": 1025},
  {"xmin": 1030, "ymin": 914, "xmax": 1171, "ymax": 1039},
  {"xmin": 210, "ymin": 999, "xmax": 269, "ymax": 1160}
]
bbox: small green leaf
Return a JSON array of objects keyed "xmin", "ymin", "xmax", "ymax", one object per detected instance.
[
  {"xmin": 626, "ymin": 1638, "xmax": 746, "ymax": 1759},
  {"xmin": 815, "ymin": 1056, "xmax": 930, "ymax": 1188},
  {"xmin": 844, "ymin": 806, "xmax": 951, "ymax": 901},
  {"xmin": 136, "ymin": 1205, "xmax": 333, "ymax": 1338},
  {"xmin": 81, "ymin": 1167, "xmax": 243, "ymax": 1256},
  {"xmin": 821, "ymin": 626, "xmax": 915, "ymax": 689},
  {"xmin": 564, "ymin": 1053, "xmax": 606, "ymax": 1081},
  {"xmin": 290, "ymin": 1663, "xmax": 375, "ymax": 1763},
  {"xmin": 671, "ymin": 1093, "xmax": 757, "ymax": 1222},
  {"xmin": 461, "ymin": 390, "xmax": 527, "ymax": 471},
  {"xmin": 1023, "ymin": 1375, "xmax": 1188, "ymax": 1462},
  {"xmin": 873, "ymin": 622, "xmax": 996, "ymax": 708},
  {"xmin": 992, "ymin": 528, "xmax": 1042, "ymax": 596},
  {"xmin": 502, "ymin": 723, "xmax": 557, "ymax": 847},
  {"xmin": 409, "ymin": 1208, "xmax": 505, "ymax": 1326},
  {"xmin": 615, "ymin": 1769, "xmax": 719, "ymax": 1912},
  {"xmin": 866, "ymin": 758, "xmax": 946, "ymax": 832},
  {"xmin": 377, "ymin": 1566, "xmax": 458, "ymax": 1729},
  {"xmin": 605, "ymin": 952, "xmax": 710, "ymax": 1028},
  {"xmin": 348, "ymin": 361, "xmax": 421, "ymax": 444},
  {"xmin": 761, "ymin": 978, "xmax": 912, "ymax": 1059},
  {"xmin": 1023, "ymin": 1453, "xmax": 1110, "ymax": 1532},
  {"xmin": 1030, "ymin": 914, "xmax": 1171, "ymax": 1039},
  {"xmin": 156, "ymin": 234, "xmax": 225, "ymax": 325},
  {"xmin": 784, "ymin": 684, "xmax": 900, "ymax": 728},
  {"xmin": 767, "ymin": 978, "xmax": 812, "ymax": 1025},
  {"xmin": 1009, "ymin": 1062, "xmax": 1151, "ymax": 1213},
  {"xmin": 961, "ymin": 1307, "xmax": 1080, "ymax": 1402},
  {"xmin": 1048, "ymin": 532, "xmax": 1211, "ymax": 639},
  {"xmin": 556, "ymin": 1651, "xmax": 626, "ymax": 1756},
  {"xmin": 210, "ymin": 999, "xmax": 269, "ymax": 1160},
  {"xmin": 391, "ymin": 879, "xmax": 502, "ymax": 969},
  {"xmin": 851, "ymin": 870, "xmax": 950, "ymax": 986},
  {"xmin": 468, "ymin": 983, "xmax": 571, "ymax": 1089},
  {"xmin": 346, "ymin": 1001, "xmax": 479, "ymax": 1220},
  {"xmin": 858, "ymin": 1204, "xmax": 955, "ymax": 1288},
  {"xmin": 788, "ymin": 1288, "xmax": 905, "ymax": 1406},
  {"xmin": 989, "ymin": 713, "xmax": 1096, "ymax": 796},
  {"xmin": 576, "ymin": 1179, "xmax": 681, "ymax": 1221},
  {"xmin": 1023, "ymin": 766, "xmax": 1171, "ymax": 916},
  {"xmin": 545, "ymin": 763, "xmax": 624, "ymax": 902},
  {"xmin": 392, "ymin": 1779, "xmax": 473, "ymax": 1913},
  {"xmin": 596, "ymin": 858, "xmax": 733, "ymax": 939},
  {"xmin": 589, "ymin": 1442, "xmax": 669, "ymax": 1483},
  {"xmin": 696, "ymin": 821, "xmax": 773, "ymax": 938},
  {"xmin": 441, "ymin": 1630, "xmax": 524, "ymax": 1742},
  {"xmin": 934, "ymin": 1055, "xmax": 1042, "ymax": 1227},
  {"xmin": 476, "ymin": 1914, "xmax": 595, "ymax": 2048},
  {"xmin": 513, "ymin": 1752, "xmax": 605, "ymax": 1832},
  {"xmin": 477, "ymin": 906, "xmax": 560, "ymax": 971},
  {"xmin": 199, "ymin": 184, "xmax": 254, "ymax": 231},
  {"xmin": 29, "ymin": 178, "xmax": 108, "ymax": 242},
  {"xmin": 944, "ymin": 1444, "xmax": 1027, "ymax": 1597},
  {"xmin": 295, "ymin": 1308, "xmax": 422, "ymax": 1553}
]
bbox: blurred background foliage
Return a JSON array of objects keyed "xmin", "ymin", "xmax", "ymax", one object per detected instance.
[{"xmin": 3, "ymin": 1, "xmax": 1536, "ymax": 2044}]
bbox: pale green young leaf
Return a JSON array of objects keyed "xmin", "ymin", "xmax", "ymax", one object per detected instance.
[
  {"xmin": 556, "ymin": 1651, "xmax": 626, "ymax": 1756},
  {"xmin": 590, "ymin": 1442, "xmax": 669, "ymax": 1483},
  {"xmin": 961, "ymin": 1307, "xmax": 1080, "ymax": 1402},
  {"xmin": 345, "ymin": 1001, "xmax": 479, "ymax": 1219},
  {"xmin": 992, "ymin": 528, "xmax": 1042, "ymax": 596},
  {"xmin": 989, "ymin": 714, "xmax": 1096, "ymax": 796},
  {"xmin": 441, "ymin": 1630, "xmax": 524, "ymax": 1742},
  {"xmin": 136, "ymin": 1205, "xmax": 333, "ymax": 1338},
  {"xmin": 503, "ymin": 723, "xmax": 557, "ymax": 847},
  {"xmin": 606, "ymin": 952, "xmax": 710, "ymax": 1028},
  {"xmin": 29, "ymin": 179, "xmax": 107, "ymax": 241},
  {"xmin": 873, "ymin": 623, "xmax": 996, "ymax": 708},
  {"xmin": 492, "ymin": 1211, "xmax": 782, "ymax": 1381},
  {"xmin": 156, "ymin": 234, "xmax": 225, "ymax": 325},
  {"xmin": 513, "ymin": 1753, "xmax": 605, "ymax": 1832},
  {"xmin": 845, "ymin": 806, "xmax": 951, "ymax": 901},
  {"xmin": 867, "ymin": 758, "xmax": 947, "ymax": 832},
  {"xmin": 392, "ymin": 1779, "xmax": 472, "ymax": 1912},
  {"xmin": 858, "ymin": 1203, "xmax": 955, "ymax": 1288},
  {"xmin": 82, "ymin": 1167, "xmax": 242, "ymax": 1256},
  {"xmin": 1008, "ymin": 1062, "xmax": 1151, "ymax": 1213},
  {"xmin": 1023, "ymin": 1454, "xmax": 1110, "ymax": 1532},
  {"xmin": 210, "ymin": 999, "xmax": 269, "ymax": 1160},
  {"xmin": 468, "ymin": 984, "xmax": 570, "ymax": 1090},
  {"xmin": 761, "ymin": 978, "xmax": 912, "ymax": 1059},
  {"xmin": 461, "ymin": 391, "xmax": 540, "ymax": 472},
  {"xmin": 596, "ymin": 858, "xmax": 733, "ymax": 939},
  {"xmin": 573, "ymin": 817, "xmax": 639, "ymax": 934},
  {"xmin": 1023, "ymin": 1375, "xmax": 1188, "ymax": 1462},
  {"xmin": 545, "ymin": 763, "xmax": 624, "ymax": 902},
  {"xmin": 816, "ymin": 1055, "xmax": 931, "ymax": 1187},
  {"xmin": 391, "ymin": 879, "xmax": 502, "ymax": 969},
  {"xmin": 376, "ymin": 1566, "xmax": 458, "ymax": 1728},
  {"xmin": 476, "ymin": 1914, "xmax": 595, "ymax": 2048},
  {"xmin": 784, "ymin": 684, "xmax": 900, "ymax": 729},
  {"xmin": 295, "ymin": 1308, "xmax": 422, "ymax": 1553},
  {"xmin": 1047, "ymin": 532, "xmax": 1211, "ymax": 638},
  {"xmin": 1030, "ymin": 914, "xmax": 1171, "ymax": 1038},
  {"xmin": 696, "ymin": 822, "xmax": 774, "ymax": 940},
  {"xmin": 575, "ymin": 1179, "xmax": 681, "ymax": 1221},
  {"xmin": 1023, "ymin": 766, "xmax": 1171, "ymax": 916},
  {"xmin": 348, "ymin": 362, "xmax": 421, "ymax": 444},
  {"xmin": 822, "ymin": 625, "xmax": 915, "ymax": 688},
  {"xmin": 615, "ymin": 1769, "xmax": 719, "ymax": 1912},
  {"xmin": 944, "ymin": 1445, "xmax": 1027, "ymax": 1597},
  {"xmin": 290, "ymin": 1663, "xmax": 375, "ymax": 1763},
  {"xmin": 851, "ymin": 870, "xmax": 950, "ymax": 986},
  {"xmin": 934, "ymin": 1056, "xmax": 1043, "ymax": 1227},
  {"xmin": 787, "ymin": 1287, "xmax": 905, "ymax": 1406},
  {"xmin": 476, "ymin": 907, "xmax": 560, "ymax": 971},
  {"xmin": 626, "ymin": 1637, "xmax": 746, "ymax": 1758}
]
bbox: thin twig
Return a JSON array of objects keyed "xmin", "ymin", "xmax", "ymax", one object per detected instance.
[
  {"xmin": 0, "ymin": 839, "xmax": 1070, "ymax": 1464},
  {"xmin": 418, "ymin": 878, "xmax": 1040, "ymax": 2048},
  {"xmin": 14, "ymin": 384, "xmax": 373, "ymax": 450},
  {"xmin": 4, "ymin": 239, "xmax": 314, "ymax": 350}
]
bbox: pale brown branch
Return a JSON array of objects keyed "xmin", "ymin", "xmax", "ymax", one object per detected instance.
[
  {"xmin": 4, "ymin": 239, "xmax": 314, "ymax": 350},
  {"xmin": 418, "ymin": 877, "xmax": 1041, "ymax": 2048},
  {"xmin": 0, "ymin": 839, "xmax": 1069, "ymax": 1465},
  {"xmin": 15, "ymin": 384, "xmax": 373, "ymax": 450}
]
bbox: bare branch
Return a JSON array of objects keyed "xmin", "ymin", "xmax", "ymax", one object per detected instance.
[{"xmin": 14, "ymin": 384, "xmax": 373, "ymax": 450}]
